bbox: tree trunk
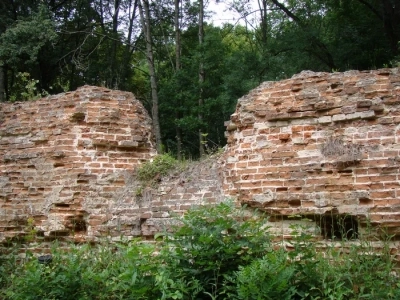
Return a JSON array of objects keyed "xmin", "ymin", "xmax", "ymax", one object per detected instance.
[
  {"xmin": 108, "ymin": 0, "xmax": 120, "ymax": 88},
  {"xmin": 175, "ymin": 0, "xmax": 182, "ymax": 160},
  {"xmin": 198, "ymin": 0, "xmax": 205, "ymax": 157},
  {"xmin": 259, "ymin": 0, "xmax": 268, "ymax": 48},
  {"xmin": 120, "ymin": 0, "xmax": 138, "ymax": 90},
  {"xmin": 0, "ymin": 64, "xmax": 5, "ymax": 102},
  {"xmin": 381, "ymin": 0, "xmax": 400, "ymax": 56},
  {"xmin": 138, "ymin": 0, "xmax": 162, "ymax": 153}
]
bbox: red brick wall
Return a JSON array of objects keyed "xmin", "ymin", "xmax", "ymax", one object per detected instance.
[
  {"xmin": 2, "ymin": 68, "xmax": 400, "ymax": 249},
  {"xmin": 0, "ymin": 86, "xmax": 156, "ymax": 243},
  {"xmin": 0, "ymin": 86, "xmax": 226, "ymax": 246},
  {"xmin": 222, "ymin": 68, "xmax": 400, "ymax": 239}
]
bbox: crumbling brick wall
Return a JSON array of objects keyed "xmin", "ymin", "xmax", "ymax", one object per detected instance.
[
  {"xmin": 0, "ymin": 86, "xmax": 156, "ymax": 243},
  {"xmin": 222, "ymin": 68, "xmax": 400, "ymax": 239},
  {"xmin": 0, "ymin": 86, "xmax": 226, "ymax": 246},
  {"xmin": 2, "ymin": 68, "xmax": 400, "ymax": 248}
]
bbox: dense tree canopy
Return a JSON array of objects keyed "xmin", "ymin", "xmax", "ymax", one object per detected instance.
[{"xmin": 0, "ymin": 0, "xmax": 399, "ymax": 157}]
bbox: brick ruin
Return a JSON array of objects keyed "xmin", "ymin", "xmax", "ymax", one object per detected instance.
[
  {"xmin": 0, "ymin": 86, "xmax": 225, "ymax": 247},
  {"xmin": 0, "ymin": 86, "xmax": 157, "ymax": 243},
  {"xmin": 1, "ymin": 68, "xmax": 400, "ymax": 252},
  {"xmin": 223, "ymin": 68, "xmax": 400, "ymax": 242}
]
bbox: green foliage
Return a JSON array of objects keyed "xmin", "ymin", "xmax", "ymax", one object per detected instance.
[
  {"xmin": 286, "ymin": 224, "xmax": 399, "ymax": 300},
  {"xmin": 232, "ymin": 250, "xmax": 296, "ymax": 300},
  {"xmin": 1, "ymin": 0, "xmax": 399, "ymax": 157},
  {"xmin": 24, "ymin": 217, "xmax": 38, "ymax": 242},
  {"xmin": 287, "ymin": 224, "xmax": 324, "ymax": 299},
  {"xmin": 137, "ymin": 153, "xmax": 179, "ymax": 183},
  {"xmin": 0, "ymin": 245, "xmax": 19, "ymax": 297},
  {"xmin": 160, "ymin": 201, "xmax": 271, "ymax": 298},
  {"xmin": 1, "ymin": 202, "xmax": 400, "ymax": 300},
  {"xmin": 9, "ymin": 72, "xmax": 48, "ymax": 102},
  {"xmin": 0, "ymin": 5, "xmax": 57, "ymax": 66},
  {"xmin": 4, "ymin": 241, "xmax": 160, "ymax": 300}
]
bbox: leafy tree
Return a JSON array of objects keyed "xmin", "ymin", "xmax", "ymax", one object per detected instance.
[
  {"xmin": 0, "ymin": 4, "xmax": 57, "ymax": 100},
  {"xmin": 0, "ymin": 0, "xmax": 399, "ymax": 159}
]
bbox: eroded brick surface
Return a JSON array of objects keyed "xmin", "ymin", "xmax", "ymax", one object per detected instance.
[
  {"xmin": 222, "ymin": 68, "xmax": 400, "ymax": 239},
  {"xmin": 0, "ymin": 86, "xmax": 157, "ymax": 242},
  {"xmin": 2, "ymin": 69, "xmax": 400, "ymax": 253},
  {"xmin": 0, "ymin": 86, "xmax": 226, "ymax": 246}
]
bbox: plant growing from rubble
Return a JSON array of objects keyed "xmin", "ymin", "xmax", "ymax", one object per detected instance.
[
  {"xmin": 135, "ymin": 153, "xmax": 187, "ymax": 201},
  {"xmin": 137, "ymin": 153, "xmax": 179, "ymax": 184},
  {"xmin": 24, "ymin": 217, "xmax": 38, "ymax": 243}
]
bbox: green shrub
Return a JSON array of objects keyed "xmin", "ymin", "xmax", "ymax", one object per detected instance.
[
  {"xmin": 0, "ymin": 245, "xmax": 20, "ymax": 298},
  {"xmin": 4, "ymin": 241, "xmax": 160, "ymax": 300},
  {"xmin": 158, "ymin": 201, "xmax": 271, "ymax": 299},
  {"xmin": 232, "ymin": 250, "xmax": 296, "ymax": 300},
  {"xmin": 2, "ymin": 202, "xmax": 400, "ymax": 300},
  {"xmin": 287, "ymin": 224, "xmax": 400, "ymax": 300},
  {"xmin": 137, "ymin": 153, "xmax": 178, "ymax": 183},
  {"xmin": 329, "ymin": 243, "xmax": 399, "ymax": 300}
]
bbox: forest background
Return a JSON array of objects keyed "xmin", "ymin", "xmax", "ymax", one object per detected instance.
[{"xmin": 0, "ymin": 0, "xmax": 399, "ymax": 159}]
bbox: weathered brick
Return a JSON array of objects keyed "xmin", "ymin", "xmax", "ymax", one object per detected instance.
[
  {"xmin": 271, "ymin": 151, "xmax": 296, "ymax": 158},
  {"xmin": 4, "ymin": 68, "xmax": 400, "ymax": 251},
  {"xmin": 318, "ymin": 116, "xmax": 332, "ymax": 124}
]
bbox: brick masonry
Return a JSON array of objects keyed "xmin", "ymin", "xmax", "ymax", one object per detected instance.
[
  {"xmin": 1, "ymin": 68, "xmax": 400, "ymax": 252},
  {"xmin": 0, "ymin": 86, "xmax": 158, "ymax": 243},
  {"xmin": 222, "ymin": 68, "xmax": 400, "ymax": 240},
  {"xmin": 0, "ymin": 86, "xmax": 226, "ymax": 246}
]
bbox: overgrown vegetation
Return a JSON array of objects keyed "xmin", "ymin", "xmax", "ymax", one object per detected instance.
[
  {"xmin": 135, "ymin": 153, "xmax": 187, "ymax": 195},
  {"xmin": 1, "ymin": 201, "xmax": 399, "ymax": 299},
  {"xmin": 137, "ymin": 154, "xmax": 179, "ymax": 183}
]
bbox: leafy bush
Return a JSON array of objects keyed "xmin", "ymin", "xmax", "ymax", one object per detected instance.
[
  {"xmin": 158, "ymin": 201, "xmax": 271, "ymax": 299},
  {"xmin": 0, "ymin": 246, "xmax": 19, "ymax": 297},
  {"xmin": 232, "ymin": 250, "xmax": 296, "ymax": 300},
  {"xmin": 137, "ymin": 153, "xmax": 178, "ymax": 183},
  {"xmin": 1, "ymin": 202, "xmax": 400, "ymax": 300},
  {"xmin": 4, "ymin": 241, "xmax": 160, "ymax": 300},
  {"xmin": 287, "ymin": 224, "xmax": 399, "ymax": 300}
]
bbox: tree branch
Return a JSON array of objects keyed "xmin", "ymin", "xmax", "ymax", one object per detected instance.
[{"xmin": 355, "ymin": 0, "xmax": 383, "ymax": 21}]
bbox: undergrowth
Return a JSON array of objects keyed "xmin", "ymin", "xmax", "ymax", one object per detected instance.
[
  {"xmin": 137, "ymin": 153, "xmax": 182, "ymax": 184},
  {"xmin": 1, "ymin": 201, "xmax": 399, "ymax": 300}
]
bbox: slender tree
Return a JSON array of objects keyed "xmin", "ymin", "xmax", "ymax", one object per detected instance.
[
  {"xmin": 0, "ymin": 65, "xmax": 4, "ymax": 102},
  {"xmin": 174, "ymin": 0, "xmax": 183, "ymax": 160},
  {"xmin": 138, "ymin": 0, "xmax": 162, "ymax": 153},
  {"xmin": 198, "ymin": 0, "xmax": 205, "ymax": 156},
  {"xmin": 120, "ymin": 0, "xmax": 139, "ymax": 90}
]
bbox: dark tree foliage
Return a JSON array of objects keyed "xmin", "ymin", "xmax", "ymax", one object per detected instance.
[{"xmin": 0, "ymin": 0, "xmax": 398, "ymax": 158}]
